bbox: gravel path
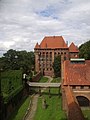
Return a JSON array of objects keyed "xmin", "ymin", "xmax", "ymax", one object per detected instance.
[{"xmin": 24, "ymin": 76, "xmax": 53, "ymax": 120}]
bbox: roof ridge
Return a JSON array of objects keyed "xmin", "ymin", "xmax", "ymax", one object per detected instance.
[{"xmin": 39, "ymin": 36, "xmax": 68, "ymax": 49}]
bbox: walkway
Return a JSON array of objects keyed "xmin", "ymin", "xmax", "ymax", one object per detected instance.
[
  {"xmin": 27, "ymin": 82, "xmax": 61, "ymax": 87},
  {"xmin": 24, "ymin": 76, "xmax": 53, "ymax": 120}
]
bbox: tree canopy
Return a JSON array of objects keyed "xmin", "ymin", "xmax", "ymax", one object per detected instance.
[
  {"xmin": 0, "ymin": 49, "xmax": 35, "ymax": 73},
  {"xmin": 53, "ymin": 55, "xmax": 61, "ymax": 77},
  {"xmin": 79, "ymin": 40, "xmax": 90, "ymax": 60}
]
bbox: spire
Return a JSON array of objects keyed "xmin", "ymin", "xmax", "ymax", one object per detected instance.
[{"xmin": 35, "ymin": 42, "xmax": 40, "ymax": 49}]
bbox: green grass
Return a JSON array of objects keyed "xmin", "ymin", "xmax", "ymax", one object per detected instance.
[
  {"xmin": 34, "ymin": 87, "xmax": 67, "ymax": 120},
  {"xmin": 39, "ymin": 76, "xmax": 49, "ymax": 83},
  {"xmin": 9, "ymin": 96, "xmax": 30, "ymax": 120},
  {"xmin": 52, "ymin": 77, "xmax": 61, "ymax": 83},
  {"xmin": 82, "ymin": 109, "xmax": 90, "ymax": 120}
]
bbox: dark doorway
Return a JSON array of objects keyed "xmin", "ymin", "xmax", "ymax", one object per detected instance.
[{"xmin": 76, "ymin": 96, "xmax": 90, "ymax": 107}]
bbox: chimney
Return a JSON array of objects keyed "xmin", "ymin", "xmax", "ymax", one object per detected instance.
[{"xmin": 66, "ymin": 41, "xmax": 68, "ymax": 46}]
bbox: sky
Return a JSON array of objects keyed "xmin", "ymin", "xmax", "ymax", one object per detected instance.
[{"xmin": 0, "ymin": 0, "xmax": 90, "ymax": 56}]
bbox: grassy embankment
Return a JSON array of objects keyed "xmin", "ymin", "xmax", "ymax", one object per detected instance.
[
  {"xmin": 34, "ymin": 77, "xmax": 67, "ymax": 120},
  {"xmin": 8, "ymin": 76, "xmax": 48, "ymax": 120},
  {"xmin": 9, "ymin": 96, "xmax": 30, "ymax": 120},
  {"xmin": 82, "ymin": 110, "xmax": 90, "ymax": 120},
  {"xmin": 39, "ymin": 76, "xmax": 49, "ymax": 82}
]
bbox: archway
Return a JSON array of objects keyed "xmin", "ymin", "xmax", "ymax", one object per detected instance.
[{"xmin": 76, "ymin": 96, "xmax": 90, "ymax": 107}]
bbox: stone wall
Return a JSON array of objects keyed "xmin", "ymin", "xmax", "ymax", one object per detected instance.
[{"xmin": 3, "ymin": 87, "xmax": 28, "ymax": 120}]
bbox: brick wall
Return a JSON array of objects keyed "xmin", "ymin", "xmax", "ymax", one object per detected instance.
[
  {"xmin": 62, "ymin": 86, "xmax": 85, "ymax": 120},
  {"xmin": 31, "ymin": 72, "xmax": 41, "ymax": 82}
]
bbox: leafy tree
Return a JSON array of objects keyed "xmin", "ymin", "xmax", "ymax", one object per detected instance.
[
  {"xmin": 0, "ymin": 49, "xmax": 35, "ymax": 73},
  {"xmin": 53, "ymin": 55, "xmax": 61, "ymax": 77},
  {"xmin": 79, "ymin": 40, "xmax": 90, "ymax": 60}
]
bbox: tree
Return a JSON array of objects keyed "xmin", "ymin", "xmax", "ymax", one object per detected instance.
[
  {"xmin": 53, "ymin": 55, "xmax": 61, "ymax": 77},
  {"xmin": 0, "ymin": 49, "xmax": 35, "ymax": 72},
  {"xmin": 79, "ymin": 40, "xmax": 90, "ymax": 60}
]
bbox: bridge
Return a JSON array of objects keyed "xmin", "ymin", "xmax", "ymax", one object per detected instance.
[
  {"xmin": 27, "ymin": 81, "xmax": 61, "ymax": 96},
  {"xmin": 27, "ymin": 81, "xmax": 61, "ymax": 88}
]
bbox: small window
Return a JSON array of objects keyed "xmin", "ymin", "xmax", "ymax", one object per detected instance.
[
  {"xmin": 72, "ymin": 86, "xmax": 76, "ymax": 89},
  {"xmin": 80, "ymin": 86, "xmax": 84, "ymax": 89},
  {"xmin": 64, "ymin": 56, "xmax": 66, "ymax": 60},
  {"xmin": 50, "ymin": 68, "xmax": 52, "ymax": 71}
]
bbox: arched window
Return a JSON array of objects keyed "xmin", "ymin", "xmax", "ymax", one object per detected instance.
[{"xmin": 76, "ymin": 96, "xmax": 90, "ymax": 107}]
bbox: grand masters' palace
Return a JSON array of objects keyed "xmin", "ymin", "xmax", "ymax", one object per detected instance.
[{"xmin": 34, "ymin": 36, "xmax": 79, "ymax": 76}]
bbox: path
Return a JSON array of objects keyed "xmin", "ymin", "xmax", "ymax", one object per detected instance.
[{"xmin": 24, "ymin": 76, "xmax": 53, "ymax": 120}]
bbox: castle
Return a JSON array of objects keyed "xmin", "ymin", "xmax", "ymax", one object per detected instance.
[{"xmin": 34, "ymin": 36, "xmax": 79, "ymax": 76}]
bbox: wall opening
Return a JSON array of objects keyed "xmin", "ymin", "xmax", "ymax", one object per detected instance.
[{"xmin": 76, "ymin": 96, "xmax": 90, "ymax": 107}]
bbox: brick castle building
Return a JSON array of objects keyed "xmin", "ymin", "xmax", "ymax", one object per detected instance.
[
  {"xmin": 62, "ymin": 59, "xmax": 90, "ymax": 110},
  {"xmin": 34, "ymin": 36, "xmax": 79, "ymax": 76}
]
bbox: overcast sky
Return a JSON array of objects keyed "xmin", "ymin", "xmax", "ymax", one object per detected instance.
[{"xmin": 0, "ymin": 0, "xmax": 90, "ymax": 56}]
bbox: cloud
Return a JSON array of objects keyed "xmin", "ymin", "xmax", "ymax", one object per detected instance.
[{"xmin": 0, "ymin": 0, "xmax": 90, "ymax": 56}]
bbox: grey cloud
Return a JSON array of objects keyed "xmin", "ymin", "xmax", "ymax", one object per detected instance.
[{"xmin": 0, "ymin": 0, "xmax": 90, "ymax": 56}]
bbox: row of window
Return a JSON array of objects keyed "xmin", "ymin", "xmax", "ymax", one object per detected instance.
[
  {"xmin": 40, "ymin": 64, "xmax": 52, "ymax": 67},
  {"xmin": 39, "ymin": 56, "xmax": 67, "ymax": 61},
  {"xmin": 39, "ymin": 52, "xmax": 52, "ymax": 55},
  {"xmin": 54, "ymin": 52, "xmax": 66, "ymax": 55},
  {"xmin": 39, "ymin": 58, "xmax": 52, "ymax": 61},
  {"xmin": 39, "ymin": 52, "xmax": 67, "ymax": 55},
  {"xmin": 39, "ymin": 68, "xmax": 52, "ymax": 71},
  {"xmin": 72, "ymin": 86, "xmax": 90, "ymax": 89}
]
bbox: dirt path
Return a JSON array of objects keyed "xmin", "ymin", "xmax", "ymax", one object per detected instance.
[{"xmin": 24, "ymin": 76, "xmax": 53, "ymax": 120}]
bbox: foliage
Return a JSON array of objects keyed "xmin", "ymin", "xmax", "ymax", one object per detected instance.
[
  {"xmin": 0, "ymin": 49, "xmax": 35, "ymax": 72},
  {"xmin": 9, "ymin": 96, "xmax": 30, "ymax": 120},
  {"xmin": 1, "ymin": 70, "xmax": 23, "ymax": 102},
  {"xmin": 4, "ymin": 85, "xmax": 23, "ymax": 103},
  {"xmin": 79, "ymin": 40, "xmax": 90, "ymax": 60},
  {"xmin": 53, "ymin": 55, "xmax": 61, "ymax": 77}
]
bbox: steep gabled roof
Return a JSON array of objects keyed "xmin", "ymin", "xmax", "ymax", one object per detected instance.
[
  {"xmin": 69, "ymin": 42, "xmax": 79, "ymax": 53},
  {"xmin": 39, "ymin": 36, "xmax": 68, "ymax": 49},
  {"xmin": 35, "ymin": 42, "xmax": 40, "ymax": 49},
  {"xmin": 63, "ymin": 60, "xmax": 90, "ymax": 85}
]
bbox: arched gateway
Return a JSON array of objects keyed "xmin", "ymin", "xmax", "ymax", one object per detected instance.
[{"xmin": 76, "ymin": 96, "xmax": 90, "ymax": 107}]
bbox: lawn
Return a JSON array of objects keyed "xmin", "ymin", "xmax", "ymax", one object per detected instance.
[
  {"xmin": 39, "ymin": 76, "xmax": 49, "ymax": 83},
  {"xmin": 52, "ymin": 77, "xmax": 61, "ymax": 83},
  {"xmin": 9, "ymin": 96, "xmax": 30, "ymax": 120},
  {"xmin": 34, "ymin": 87, "xmax": 67, "ymax": 120},
  {"xmin": 82, "ymin": 109, "xmax": 90, "ymax": 120}
]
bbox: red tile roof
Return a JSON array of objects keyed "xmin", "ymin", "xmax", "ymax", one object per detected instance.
[
  {"xmin": 35, "ymin": 36, "xmax": 68, "ymax": 49},
  {"xmin": 69, "ymin": 42, "xmax": 79, "ymax": 53},
  {"xmin": 63, "ymin": 60, "xmax": 90, "ymax": 85}
]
